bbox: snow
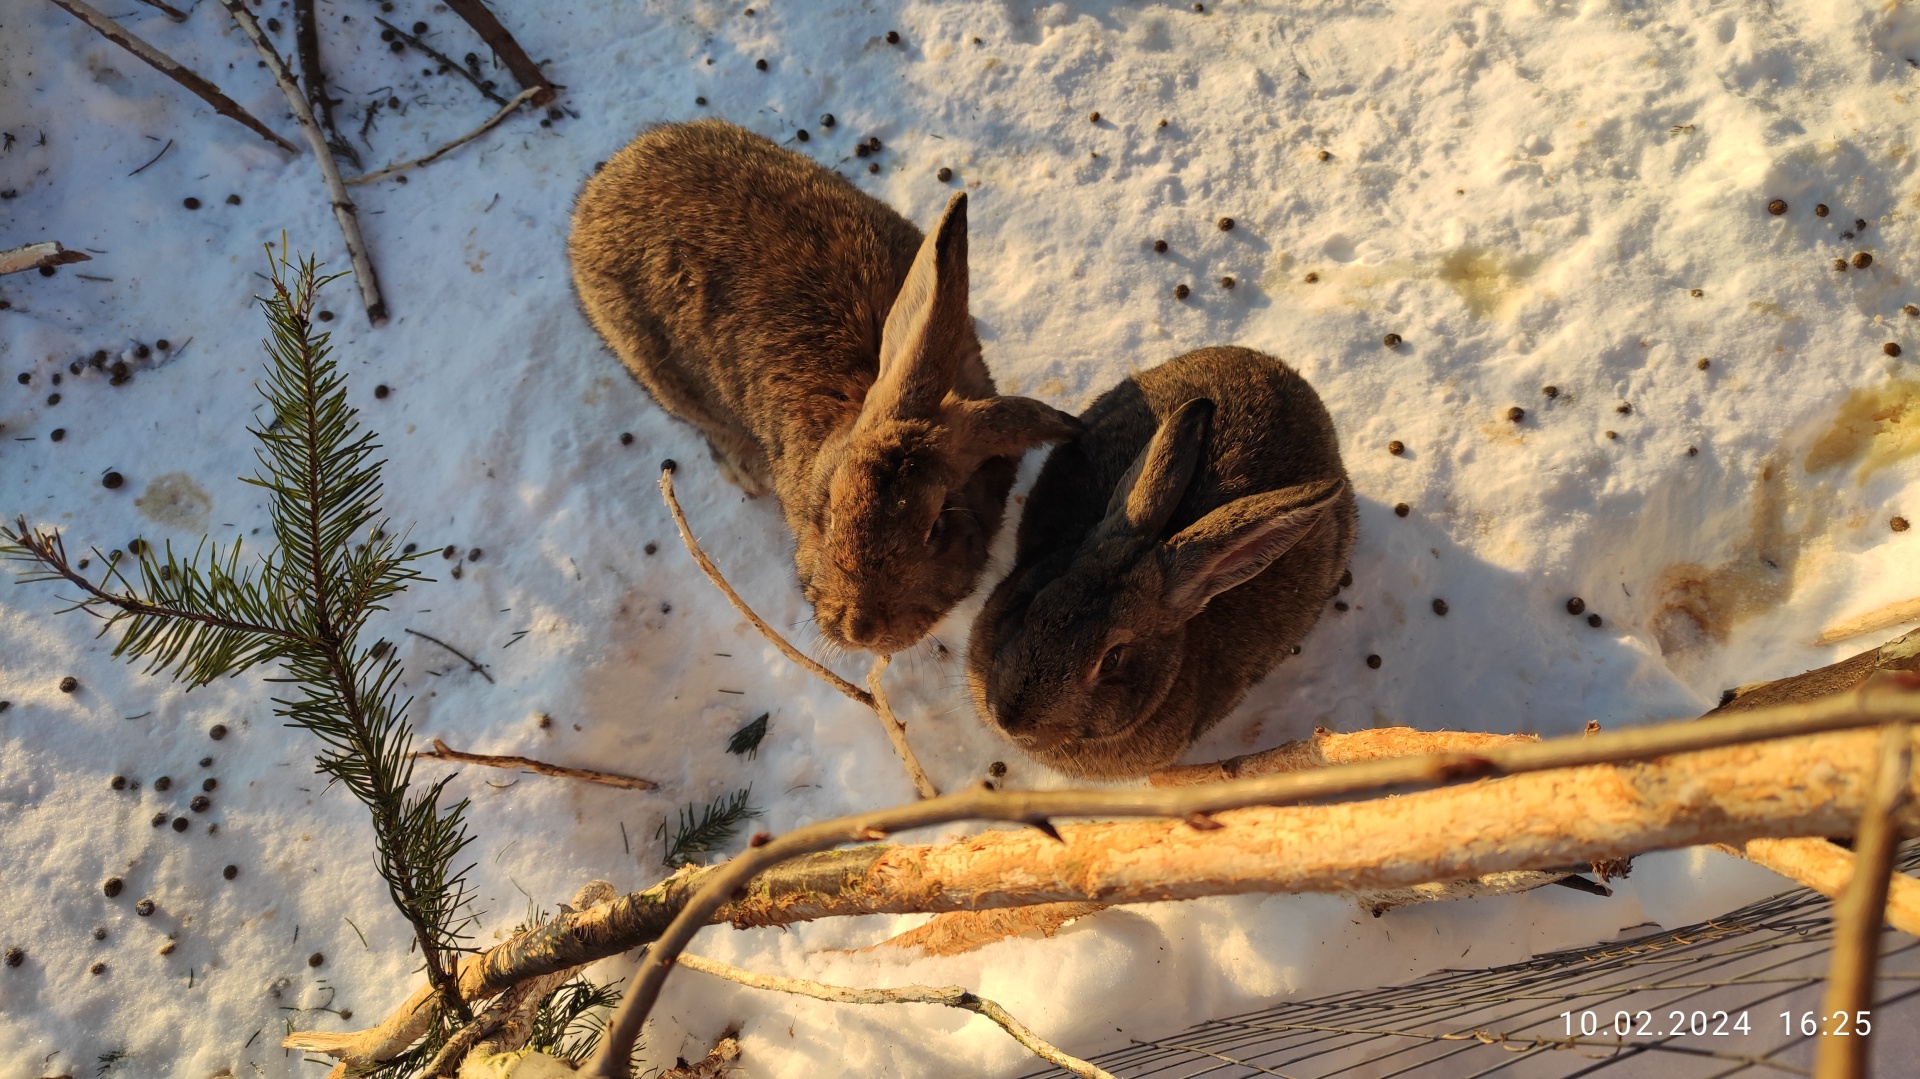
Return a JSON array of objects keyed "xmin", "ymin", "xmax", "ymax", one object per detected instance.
[{"xmin": 3, "ymin": 0, "xmax": 1918, "ymax": 1075}]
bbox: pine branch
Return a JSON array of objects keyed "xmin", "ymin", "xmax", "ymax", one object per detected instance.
[
  {"xmin": 656, "ymin": 787, "xmax": 759, "ymax": 868},
  {"xmin": 725, "ymin": 713, "xmax": 768, "ymax": 759}
]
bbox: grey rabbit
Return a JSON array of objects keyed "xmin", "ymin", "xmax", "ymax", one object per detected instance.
[
  {"xmin": 966, "ymin": 346, "xmax": 1356, "ymax": 778},
  {"xmin": 569, "ymin": 120, "xmax": 1078, "ymax": 654}
]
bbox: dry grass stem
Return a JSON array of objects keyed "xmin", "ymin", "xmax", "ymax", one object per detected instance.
[
  {"xmin": 45, "ymin": 0, "xmax": 298, "ymax": 153},
  {"xmin": 414, "ymin": 738, "xmax": 659, "ymax": 791},
  {"xmin": 678, "ymin": 953, "xmax": 1117, "ymax": 1079},
  {"xmin": 1813, "ymin": 721, "xmax": 1912, "ymax": 1079},
  {"xmin": 220, "ymin": 0, "xmax": 388, "ymax": 325},
  {"xmin": 347, "ymin": 87, "xmax": 542, "ymax": 186}
]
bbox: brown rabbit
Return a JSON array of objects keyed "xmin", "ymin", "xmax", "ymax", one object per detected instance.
[
  {"xmin": 570, "ymin": 120, "xmax": 1078, "ymax": 654},
  {"xmin": 966, "ymin": 347, "xmax": 1356, "ymax": 778}
]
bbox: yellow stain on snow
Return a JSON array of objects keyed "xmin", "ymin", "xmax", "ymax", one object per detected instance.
[{"xmin": 1802, "ymin": 375, "xmax": 1920, "ymax": 483}]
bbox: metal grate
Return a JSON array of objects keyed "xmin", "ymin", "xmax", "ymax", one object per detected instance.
[{"xmin": 1025, "ymin": 844, "xmax": 1920, "ymax": 1078}]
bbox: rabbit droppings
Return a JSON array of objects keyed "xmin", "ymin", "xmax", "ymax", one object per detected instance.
[
  {"xmin": 569, "ymin": 121, "xmax": 1078, "ymax": 653},
  {"xmin": 967, "ymin": 347, "xmax": 1356, "ymax": 778}
]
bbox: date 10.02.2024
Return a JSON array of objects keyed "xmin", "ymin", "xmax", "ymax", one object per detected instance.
[{"xmin": 1559, "ymin": 1010, "xmax": 1872, "ymax": 1038}]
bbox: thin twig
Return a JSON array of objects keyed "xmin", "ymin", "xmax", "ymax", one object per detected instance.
[
  {"xmin": 584, "ymin": 677, "xmax": 1920, "ymax": 1078},
  {"xmin": 404, "ymin": 627, "xmax": 494, "ymax": 683},
  {"xmin": 346, "ymin": 86, "xmax": 539, "ymax": 185},
  {"xmin": 414, "ymin": 738, "xmax": 658, "ymax": 791},
  {"xmin": 133, "ymin": 0, "xmax": 189, "ymax": 20},
  {"xmin": 440, "ymin": 0, "xmax": 556, "ymax": 106},
  {"xmin": 293, "ymin": 0, "xmax": 360, "ymax": 170},
  {"xmin": 678, "ymin": 953, "xmax": 1117, "ymax": 1079},
  {"xmin": 866, "ymin": 654, "xmax": 938, "ymax": 798},
  {"xmin": 221, "ymin": 0, "xmax": 389, "ymax": 326},
  {"xmin": 44, "ymin": 0, "xmax": 298, "ymax": 153},
  {"xmin": 657, "ymin": 1035, "xmax": 741, "ymax": 1078},
  {"xmin": 659, "ymin": 466, "xmax": 872, "ymax": 705},
  {"xmin": 127, "ymin": 137, "xmax": 173, "ymax": 176},
  {"xmin": 373, "ymin": 16, "xmax": 508, "ymax": 106},
  {"xmin": 1813, "ymin": 721, "xmax": 1912, "ymax": 1079},
  {"xmin": 0, "ymin": 241, "xmax": 93, "ymax": 277}
]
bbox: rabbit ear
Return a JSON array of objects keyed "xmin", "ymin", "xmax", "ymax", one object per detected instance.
[
  {"xmin": 1162, "ymin": 479, "xmax": 1347, "ymax": 615},
  {"xmin": 1101, "ymin": 398, "xmax": 1214, "ymax": 540},
  {"xmin": 949, "ymin": 396, "xmax": 1081, "ymax": 463},
  {"xmin": 871, "ymin": 192, "xmax": 971, "ymax": 420}
]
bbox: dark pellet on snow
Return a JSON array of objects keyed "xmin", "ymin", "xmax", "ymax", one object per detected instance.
[
  {"xmin": 183, "ymin": 198, "xmax": 200, "ymax": 210},
  {"xmin": 1366, "ymin": 654, "xmax": 1382, "ymax": 669},
  {"xmin": 4, "ymin": 948, "xmax": 21, "ymax": 967},
  {"xmin": 1566, "ymin": 597, "xmax": 1586, "ymax": 615},
  {"xmin": 660, "ymin": 602, "xmax": 672, "ymax": 614},
  {"xmin": 1815, "ymin": 204, "xmax": 1829, "ymax": 217},
  {"xmin": 92, "ymin": 927, "xmax": 107, "ymax": 940},
  {"xmin": 1318, "ymin": 150, "xmax": 1331, "ymax": 161},
  {"xmin": 90, "ymin": 962, "xmax": 106, "ymax": 975},
  {"xmin": 390, "ymin": 40, "xmax": 405, "ymax": 52},
  {"xmin": 374, "ymin": 384, "xmax": 390, "ymax": 399},
  {"xmin": 1905, "ymin": 305, "xmax": 1919, "ymax": 317},
  {"xmin": 103, "ymin": 878, "xmax": 123, "ymax": 898},
  {"xmin": 756, "ymin": 58, "xmax": 768, "ymax": 70},
  {"xmin": 308, "ymin": 952, "xmax": 326, "ymax": 968},
  {"xmin": 1885, "ymin": 343, "xmax": 1902, "ymax": 357},
  {"xmin": 1857, "ymin": 218, "xmax": 1869, "ymax": 231},
  {"xmin": 1766, "ymin": 199, "xmax": 1787, "ymax": 215},
  {"xmin": 1506, "ymin": 406, "xmax": 1525, "ymax": 422},
  {"xmin": 190, "ymin": 795, "xmax": 210, "ymax": 812},
  {"xmin": 15, "ymin": 373, "xmax": 28, "ymax": 385},
  {"xmin": 1616, "ymin": 402, "xmax": 1632, "ymax": 414},
  {"xmin": 1217, "ymin": 216, "xmax": 1234, "ymax": 231},
  {"xmin": 1893, "ymin": 517, "xmax": 1911, "ymax": 533},
  {"xmin": 1339, "ymin": 569, "xmax": 1353, "ymax": 588},
  {"xmin": 868, "ymin": 136, "xmax": 883, "ymax": 151},
  {"xmin": 1220, "ymin": 276, "xmax": 1235, "ymax": 289},
  {"xmin": 103, "ymin": 472, "xmax": 124, "ymax": 490},
  {"xmin": 1432, "ymin": 598, "xmax": 1449, "ymax": 616},
  {"xmin": 1088, "ymin": 111, "xmax": 1101, "ymax": 123},
  {"xmin": 937, "ymin": 167, "xmax": 952, "ymax": 182},
  {"xmin": 38, "ymin": 264, "xmax": 54, "ymax": 277},
  {"xmin": 1382, "ymin": 333, "xmax": 1402, "ymax": 348},
  {"xmin": 1688, "ymin": 446, "xmax": 1699, "ymax": 456},
  {"xmin": 1834, "ymin": 259, "xmax": 1850, "ymax": 272},
  {"xmin": 1543, "ymin": 385, "xmax": 1559, "ymax": 397},
  {"xmin": 223, "ymin": 865, "xmax": 238, "ymax": 880},
  {"xmin": 644, "ymin": 542, "xmax": 658, "ymax": 555},
  {"xmin": 265, "ymin": 18, "xmax": 280, "ymax": 31},
  {"xmin": 1854, "ymin": 252, "xmax": 1874, "ymax": 269},
  {"xmin": 156, "ymin": 339, "xmax": 170, "ymax": 351},
  {"xmin": 1393, "ymin": 502, "xmax": 1410, "ymax": 517},
  {"xmin": 226, "ymin": 194, "xmax": 241, "ymax": 205},
  {"xmin": 443, "ymin": 545, "xmax": 459, "ymax": 559},
  {"xmin": 46, "ymin": 393, "xmax": 60, "ymax": 406},
  {"xmin": 820, "ymin": 114, "xmax": 836, "ymax": 127},
  {"xmin": 1333, "ymin": 601, "xmax": 1349, "ymax": 612},
  {"xmin": 199, "ymin": 757, "xmax": 213, "ymax": 768},
  {"xmin": 151, "ymin": 812, "xmax": 168, "ymax": 828},
  {"xmin": 1697, "ymin": 357, "xmax": 1712, "ymax": 370},
  {"xmin": 153, "ymin": 776, "xmax": 171, "ymax": 791},
  {"xmin": 1153, "ymin": 239, "xmax": 1168, "ymax": 253},
  {"xmin": 620, "ymin": 432, "xmax": 635, "ymax": 445},
  {"xmin": 1174, "ymin": 284, "xmax": 1190, "ymax": 299},
  {"xmin": 1388, "ymin": 440, "xmax": 1405, "ymax": 456},
  {"xmin": 1588, "ymin": 613, "xmax": 1603, "ymax": 628},
  {"xmin": 1690, "ymin": 288, "xmax": 1704, "ymax": 297},
  {"xmin": 412, "ymin": 19, "xmax": 427, "ymax": 32},
  {"xmin": 662, "ymin": 458, "xmax": 678, "ymax": 472},
  {"xmin": 1303, "ymin": 272, "xmax": 1320, "ymax": 283},
  {"xmin": 868, "ymin": 162, "xmax": 880, "ymax": 173},
  {"xmin": 209, "ymin": 724, "xmax": 227, "ymax": 740},
  {"xmin": 1606, "ymin": 430, "xmax": 1619, "ymax": 439},
  {"xmin": 469, "ymin": 548, "xmax": 483, "ymax": 561},
  {"xmin": 171, "ymin": 817, "xmax": 189, "ymax": 832},
  {"xmin": 111, "ymin": 775, "xmax": 127, "ymax": 791},
  {"xmin": 135, "ymin": 899, "xmax": 155, "ymax": 916},
  {"xmin": 134, "ymin": 343, "xmax": 150, "ymax": 359},
  {"xmin": 51, "ymin": 429, "xmax": 65, "ymax": 442},
  {"xmin": 886, "ymin": 30, "xmax": 900, "ymax": 44},
  {"xmin": 58, "ymin": 676, "xmax": 77, "ymax": 693}
]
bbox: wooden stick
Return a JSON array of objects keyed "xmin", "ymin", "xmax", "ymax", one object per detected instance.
[
  {"xmin": 1152, "ymin": 727, "xmax": 1539, "ymax": 786},
  {"xmin": 678, "ymin": 953, "xmax": 1118, "ymax": 1079},
  {"xmin": 373, "ymin": 16, "xmax": 508, "ymax": 107},
  {"xmin": 294, "ymin": 679, "xmax": 1920, "ymax": 1072},
  {"xmin": 1814, "ymin": 721, "xmax": 1912, "ymax": 1079},
  {"xmin": 414, "ymin": 737, "xmax": 658, "ymax": 791},
  {"xmin": 346, "ymin": 87, "xmax": 540, "ymax": 186},
  {"xmin": 0, "ymin": 241, "xmax": 91, "ymax": 277},
  {"xmin": 133, "ymin": 0, "xmax": 188, "ymax": 20},
  {"xmin": 1728, "ymin": 837, "xmax": 1920, "ymax": 937},
  {"xmin": 440, "ymin": 0, "xmax": 556, "ymax": 106},
  {"xmin": 44, "ymin": 0, "xmax": 298, "ymax": 154},
  {"xmin": 220, "ymin": 0, "xmax": 389, "ymax": 326},
  {"xmin": 1818, "ymin": 596, "xmax": 1920, "ymax": 646},
  {"xmin": 659, "ymin": 466, "xmax": 871, "ymax": 705},
  {"xmin": 657, "ymin": 1035, "xmax": 740, "ymax": 1078},
  {"xmin": 292, "ymin": 0, "xmax": 359, "ymax": 171},
  {"xmin": 867, "ymin": 655, "xmax": 938, "ymax": 798}
]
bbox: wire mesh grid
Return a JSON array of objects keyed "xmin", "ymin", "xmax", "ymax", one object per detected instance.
[{"xmin": 1024, "ymin": 843, "xmax": 1920, "ymax": 1078}]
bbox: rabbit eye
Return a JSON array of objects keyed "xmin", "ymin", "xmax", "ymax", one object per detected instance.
[
  {"xmin": 1095, "ymin": 644, "xmax": 1127, "ymax": 680},
  {"xmin": 925, "ymin": 511, "xmax": 950, "ymax": 547}
]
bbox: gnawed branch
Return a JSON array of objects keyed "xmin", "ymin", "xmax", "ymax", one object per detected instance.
[
  {"xmin": 415, "ymin": 738, "xmax": 659, "ymax": 791},
  {"xmin": 0, "ymin": 240, "xmax": 92, "ymax": 276},
  {"xmin": 678, "ymin": 953, "xmax": 1118, "ymax": 1079},
  {"xmin": 1727, "ymin": 837, "xmax": 1920, "ymax": 937}
]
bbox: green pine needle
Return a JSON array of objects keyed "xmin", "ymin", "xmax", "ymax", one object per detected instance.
[
  {"xmin": 656, "ymin": 786, "xmax": 760, "ymax": 868},
  {"xmin": 726, "ymin": 712, "xmax": 770, "ymax": 758}
]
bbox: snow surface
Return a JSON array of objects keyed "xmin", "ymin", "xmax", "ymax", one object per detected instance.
[{"xmin": 4, "ymin": 0, "xmax": 1919, "ymax": 1075}]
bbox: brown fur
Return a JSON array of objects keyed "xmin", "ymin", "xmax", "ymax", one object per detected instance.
[
  {"xmin": 967, "ymin": 347, "xmax": 1358, "ymax": 778},
  {"xmin": 569, "ymin": 120, "xmax": 1076, "ymax": 653}
]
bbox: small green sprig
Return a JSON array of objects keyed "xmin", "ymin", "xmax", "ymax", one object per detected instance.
[{"xmin": 657, "ymin": 787, "xmax": 760, "ymax": 868}]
